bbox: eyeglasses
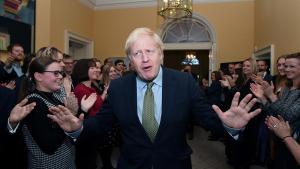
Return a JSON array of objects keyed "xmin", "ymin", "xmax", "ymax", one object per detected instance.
[
  {"xmin": 131, "ymin": 49, "xmax": 156, "ymax": 59},
  {"xmin": 43, "ymin": 70, "xmax": 64, "ymax": 77}
]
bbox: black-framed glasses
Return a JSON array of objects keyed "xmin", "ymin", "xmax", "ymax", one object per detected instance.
[{"xmin": 43, "ymin": 70, "xmax": 64, "ymax": 77}]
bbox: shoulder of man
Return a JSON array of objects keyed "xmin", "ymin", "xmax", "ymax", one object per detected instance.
[{"xmin": 163, "ymin": 67, "xmax": 193, "ymax": 81}]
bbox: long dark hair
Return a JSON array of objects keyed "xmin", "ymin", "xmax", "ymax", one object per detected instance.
[{"xmin": 71, "ymin": 59, "xmax": 96, "ymax": 87}]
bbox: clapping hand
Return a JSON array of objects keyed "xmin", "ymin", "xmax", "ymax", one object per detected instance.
[
  {"xmin": 81, "ymin": 93, "xmax": 97, "ymax": 112},
  {"xmin": 48, "ymin": 105, "xmax": 84, "ymax": 132},
  {"xmin": 265, "ymin": 115, "xmax": 291, "ymax": 139},
  {"xmin": 5, "ymin": 80, "xmax": 16, "ymax": 90},
  {"xmin": 213, "ymin": 92, "xmax": 261, "ymax": 129},
  {"xmin": 9, "ymin": 98, "xmax": 36, "ymax": 128},
  {"xmin": 64, "ymin": 92, "xmax": 79, "ymax": 116},
  {"xmin": 4, "ymin": 55, "xmax": 15, "ymax": 68},
  {"xmin": 220, "ymin": 78, "xmax": 230, "ymax": 88},
  {"xmin": 261, "ymin": 81, "xmax": 276, "ymax": 100},
  {"xmin": 250, "ymin": 83, "xmax": 267, "ymax": 104},
  {"xmin": 223, "ymin": 75, "xmax": 236, "ymax": 88}
]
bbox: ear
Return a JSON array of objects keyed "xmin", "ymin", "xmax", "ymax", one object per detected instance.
[
  {"xmin": 159, "ymin": 50, "xmax": 164, "ymax": 64},
  {"xmin": 34, "ymin": 72, "xmax": 43, "ymax": 82}
]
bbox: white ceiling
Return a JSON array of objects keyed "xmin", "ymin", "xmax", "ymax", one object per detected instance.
[{"xmin": 80, "ymin": 0, "xmax": 252, "ymax": 10}]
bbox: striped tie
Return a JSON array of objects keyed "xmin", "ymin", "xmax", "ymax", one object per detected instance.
[{"xmin": 142, "ymin": 82, "xmax": 158, "ymax": 142}]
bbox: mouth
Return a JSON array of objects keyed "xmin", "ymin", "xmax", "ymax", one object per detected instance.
[
  {"xmin": 142, "ymin": 66, "xmax": 152, "ymax": 71},
  {"xmin": 57, "ymin": 80, "xmax": 63, "ymax": 86}
]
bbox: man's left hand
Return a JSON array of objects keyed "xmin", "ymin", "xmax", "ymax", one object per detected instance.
[{"xmin": 212, "ymin": 92, "xmax": 261, "ymax": 129}]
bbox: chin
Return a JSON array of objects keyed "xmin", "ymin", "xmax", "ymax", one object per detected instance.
[
  {"xmin": 53, "ymin": 87, "xmax": 61, "ymax": 91},
  {"xmin": 143, "ymin": 74, "xmax": 156, "ymax": 81}
]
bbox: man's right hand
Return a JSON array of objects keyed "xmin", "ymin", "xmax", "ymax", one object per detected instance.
[{"xmin": 48, "ymin": 105, "xmax": 84, "ymax": 132}]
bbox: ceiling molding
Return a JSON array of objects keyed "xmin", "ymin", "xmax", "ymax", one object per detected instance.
[{"xmin": 80, "ymin": 0, "xmax": 254, "ymax": 10}]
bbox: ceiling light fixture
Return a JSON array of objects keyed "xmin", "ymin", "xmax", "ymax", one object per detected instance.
[{"xmin": 158, "ymin": 0, "xmax": 193, "ymax": 19}]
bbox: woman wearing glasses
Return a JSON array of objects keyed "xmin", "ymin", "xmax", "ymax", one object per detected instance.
[{"xmin": 8, "ymin": 47, "xmax": 77, "ymax": 169}]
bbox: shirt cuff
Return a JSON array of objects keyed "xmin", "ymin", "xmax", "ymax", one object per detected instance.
[
  {"xmin": 65, "ymin": 125, "xmax": 83, "ymax": 141},
  {"xmin": 7, "ymin": 119, "xmax": 20, "ymax": 134},
  {"xmin": 223, "ymin": 123, "xmax": 244, "ymax": 140}
]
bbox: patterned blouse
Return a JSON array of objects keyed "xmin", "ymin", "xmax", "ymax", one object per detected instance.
[
  {"xmin": 264, "ymin": 87, "xmax": 300, "ymax": 132},
  {"xmin": 23, "ymin": 90, "xmax": 76, "ymax": 169}
]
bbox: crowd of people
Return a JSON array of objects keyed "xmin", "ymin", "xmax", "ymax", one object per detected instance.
[
  {"xmin": 0, "ymin": 27, "xmax": 299, "ymax": 169},
  {"xmin": 194, "ymin": 53, "xmax": 300, "ymax": 169}
]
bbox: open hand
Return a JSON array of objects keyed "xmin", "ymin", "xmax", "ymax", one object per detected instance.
[
  {"xmin": 81, "ymin": 93, "xmax": 97, "ymax": 112},
  {"xmin": 250, "ymin": 83, "xmax": 264, "ymax": 98},
  {"xmin": 213, "ymin": 92, "xmax": 261, "ymax": 129},
  {"xmin": 48, "ymin": 105, "xmax": 84, "ymax": 132},
  {"xmin": 9, "ymin": 98, "xmax": 36, "ymax": 125}
]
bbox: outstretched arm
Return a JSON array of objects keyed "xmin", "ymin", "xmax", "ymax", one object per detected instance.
[{"xmin": 213, "ymin": 92, "xmax": 261, "ymax": 129}]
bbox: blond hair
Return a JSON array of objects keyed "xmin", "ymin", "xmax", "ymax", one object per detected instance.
[{"xmin": 125, "ymin": 27, "xmax": 164, "ymax": 60}]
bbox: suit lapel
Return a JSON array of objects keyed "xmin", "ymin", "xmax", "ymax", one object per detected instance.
[
  {"xmin": 125, "ymin": 73, "xmax": 153, "ymax": 141},
  {"xmin": 126, "ymin": 73, "xmax": 140, "ymax": 125},
  {"xmin": 155, "ymin": 69, "xmax": 176, "ymax": 141}
]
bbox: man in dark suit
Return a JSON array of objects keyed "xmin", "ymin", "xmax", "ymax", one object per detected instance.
[
  {"xmin": 0, "ymin": 44, "xmax": 25, "ymax": 82},
  {"xmin": 48, "ymin": 27, "xmax": 261, "ymax": 169}
]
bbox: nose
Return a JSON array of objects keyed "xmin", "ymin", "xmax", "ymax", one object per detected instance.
[
  {"xmin": 141, "ymin": 52, "xmax": 149, "ymax": 62},
  {"xmin": 60, "ymin": 62, "xmax": 65, "ymax": 67}
]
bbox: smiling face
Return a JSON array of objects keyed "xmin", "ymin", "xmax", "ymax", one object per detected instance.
[
  {"xmin": 285, "ymin": 58, "xmax": 300, "ymax": 80},
  {"xmin": 10, "ymin": 45, "xmax": 24, "ymax": 61},
  {"xmin": 277, "ymin": 57, "xmax": 286, "ymax": 76},
  {"xmin": 35, "ymin": 62, "xmax": 63, "ymax": 92},
  {"xmin": 109, "ymin": 66, "xmax": 118, "ymax": 80},
  {"xmin": 129, "ymin": 34, "xmax": 163, "ymax": 81},
  {"xmin": 88, "ymin": 66, "xmax": 99, "ymax": 81},
  {"xmin": 243, "ymin": 60, "xmax": 252, "ymax": 76},
  {"xmin": 257, "ymin": 60, "xmax": 268, "ymax": 72}
]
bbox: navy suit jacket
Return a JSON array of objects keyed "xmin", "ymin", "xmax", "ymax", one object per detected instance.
[{"xmin": 81, "ymin": 68, "xmax": 223, "ymax": 169}]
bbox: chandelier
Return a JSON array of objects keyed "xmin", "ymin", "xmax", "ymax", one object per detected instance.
[
  {"xmin": 182, "ymin": 52, "xmax": 199, "ymax": 65},
  {"xmin": 158, "ymin": 0, "xmax": 193, "ymax": 19}
]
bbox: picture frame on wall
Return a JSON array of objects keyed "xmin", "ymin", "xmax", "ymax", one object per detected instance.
[{"xmin": 0, "ymin": 32, "xmax": 10, "ymax": 50}]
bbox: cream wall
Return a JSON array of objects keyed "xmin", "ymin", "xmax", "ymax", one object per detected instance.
[
  {"xmin": 36, "ymin": 0, "xmax": 254, "ymax": 65},
  {"xmin": 255, "ymin": 0, "xmax": 300, "ymax": 59},
  {"xmin": 93, "ymin": 1, "xmax": 254, "ymax": 65},
  {"xmin": 193, "ymin": 1, "xmax": 254, "ymax": 64},
  {"xmin": 93, "ymin": 7, "xmax": 159, "ymax": 59},
  {"xmin": 35, "ymin": 0, "xmax": 51, "ymax": 50},
  {"xmin": 35, "ymin": 0, "xmax": 94, "ymax": 52}
]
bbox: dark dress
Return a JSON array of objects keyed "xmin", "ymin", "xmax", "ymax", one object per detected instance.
[{"xmin": 225, "ymin": 79, "xmax": 267, "ymax": 168}]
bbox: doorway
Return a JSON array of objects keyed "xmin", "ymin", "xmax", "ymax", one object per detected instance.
[
  {"xmin": 159, "ymin": 14, "xmax": 217, "ymax": 83},
  {"xmin": 64, "ymin": 30, "xmax": 94, "ymax": 60},
  {"xmin": 163, "ymin": 50, "xmax": 209, "ymax": 81}
]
